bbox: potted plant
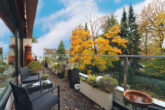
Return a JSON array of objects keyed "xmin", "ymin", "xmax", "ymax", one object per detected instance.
[
  {"xmin": 28, "ymin": 61, "xmax": 43, "ymax": 73},
  {"xmin": 0, "ymin": 67, "xmax": 5, "ymax": 75},
  {"xmin": 42, "ymin": 74, "xmax": 49, "ymax": 80},
  {"xmin": 80, "ymin": 75, "xmax": 118, "ymax": 110},
  {"xmin": 52, "ymin": 63, "xmax": 64, "ymax": 78},
  {"xmin": 0, "ymin": 67, "xmax": 5, "ymax": 80},
  {"xmin": 68, "ymin": 68, "xmax": 80, "ymax": 88}
]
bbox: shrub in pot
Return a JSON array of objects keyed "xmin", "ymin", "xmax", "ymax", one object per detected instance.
[
  {"xmin": 98, "ymin": 76, "xmax": 118, "ymax": 93},
  {"xmin": 87, "ymin": 75, "xmax": 97, "ymax": 87},
  {"xmin": 52, "ymin": 63, "xmax": 65, "ymax": 78},
  {"xmin": 80, "ymin": 75, "xmax": 118, "ymax": 110},
  {"xmin": 0, "ymin": 67, "xmax": 5, "ymax": 75},
  {"xmin": 28, "ymin": 61, "xmax": 43, "ymax": 73},
  {"xmin": 57, "ymin": 67, "xmax": 65, "ymax": 79},
  {"xmin": 68, "ymin": 68, "xmax": 80, "ymax": 88},
  {"xmin": 42, "ymin": 74, "xmax": 49, "ymax": 80}
]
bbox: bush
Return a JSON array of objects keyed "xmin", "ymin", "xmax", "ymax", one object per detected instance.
[
  {"xmin": 144, "ymin": 58, "xmax": 165, "ymax": 79},
  {"xmin": 98, "ymin": 77, "xmax": 118, "ymax": 93},
  {"xmin": 136, "ymin": 84, "xmax": 163, "ymax": 98},
  {"xmin": 42, "ymin": 74, "xmax": 49, "ymax": 80},
  {"xmin": 0, "ymin": 67, "xmax": 5, "ymax": 74},
  {"xmin": 87, "ymin": 75, "xmax": 97, "ymax": 87},
  {"xmin": 80, "ymin": 76, "xmax": 86, "ymax": 82},
  {"xmin": 52, "ymin": 63, "xmax": 63, "ymax": 74},
  {"xmin": 85, "ymin": 75, "xmax": 118, "ymax": 93},
  {"xmin": 52, "ymin": 63, "xmax": 65, "ymax": 78},
  {"xmin": 28, "ymin": 61, "xmax": 43, "ymax": 73}
]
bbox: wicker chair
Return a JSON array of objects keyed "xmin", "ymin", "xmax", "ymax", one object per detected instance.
[
  {"xmin": 10, "ymin": 82, "xmax": 60, "ymax": 110},
  {"xmin": 20, "ymin": 67, "xmax": 41, "ymax": 84}
]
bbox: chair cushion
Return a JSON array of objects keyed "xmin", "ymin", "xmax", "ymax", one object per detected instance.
[
  {"xmin": 22, "ymin": 75, "xmax": 40, "ymax": 84},
  {"xmin": 31, "ymin": 91, "xmax": 58, "ymax": 110}
]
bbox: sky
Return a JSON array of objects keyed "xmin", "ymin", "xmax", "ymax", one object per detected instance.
[{"xmin": 0, "ymin": 0, "xmax": 154, "ymax": 57}]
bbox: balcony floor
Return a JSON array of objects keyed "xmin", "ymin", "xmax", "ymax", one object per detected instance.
[{"xmin": 44, "ymin": 68, "xmax": 103, "ymax": 110}]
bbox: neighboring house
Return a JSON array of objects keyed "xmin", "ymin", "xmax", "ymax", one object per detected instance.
[{"xmin": 43, "ymin": 48, "xmax": 57, "ymax": 57}]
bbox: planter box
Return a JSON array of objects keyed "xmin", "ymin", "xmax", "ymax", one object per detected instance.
[{"xmin": 80, "ymin": 81, "xmax": 113, "ymax": 110}]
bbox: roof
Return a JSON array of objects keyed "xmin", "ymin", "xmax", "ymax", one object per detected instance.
[
  {"xmin": 44, "ymin": 48, "xmax": 57, "ymax": 55},
  {"xmin": 0, "ymin": 0, "xmax": 38, "ymax": 38}
]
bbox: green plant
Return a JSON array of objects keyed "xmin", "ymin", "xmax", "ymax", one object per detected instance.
[
  {"xmin": 80, "ymin": 76, "xmax": 86, "ymax": 82},
  {"xmin": 0, "ymin": 67, "xmax": 5, "ymax": 74},
  {"xmin": 42, "ymin": 74, "xmax": 49, "ymax": 80},
  {"xmin": 87, "ymin": 75, "xmax": 97, "ymax": 87},
  {"xmin": 52, "ymin": 63, "xmax": 63, "ymax": 74},
  {"xmin": 144, "ymin": 58, "xmax": 165, "ymax": 79},
  {"xmin": 136, "ymin": 84, "xmax": 163, "ymax": 98},
  {"xmin": 98, "ymin": 77, "xmax": 118, "ymax": 93},
  {"xmin": 28, "ymin": 61, "xmax": 43, "ymax": 73}
]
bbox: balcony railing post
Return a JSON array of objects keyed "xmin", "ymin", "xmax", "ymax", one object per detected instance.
[
  {"xmin": 124, "ymin": 57, "xmax": 128, "ymax": 91},
  {"xmin": 78, "ymin": 55, "xmax": 80, "ymax": 71}
]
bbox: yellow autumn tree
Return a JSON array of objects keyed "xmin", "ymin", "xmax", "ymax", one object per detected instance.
[
  {"xmin": 139, "ymin": 0, "xmax": 165, "ymax": 53},
  {"xmin": 70, "ymin": 24, "xmax": 128, "ymax": 74}
]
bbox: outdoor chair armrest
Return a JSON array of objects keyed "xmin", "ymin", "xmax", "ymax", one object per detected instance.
[{"xmin": 31, "ymin": 85, "xmax": 60, "ymax": 102}]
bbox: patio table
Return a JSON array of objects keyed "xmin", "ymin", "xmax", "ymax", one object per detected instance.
[{"xmin": 22, "ymin": 80, "xmax": 53, "ymax": 93}]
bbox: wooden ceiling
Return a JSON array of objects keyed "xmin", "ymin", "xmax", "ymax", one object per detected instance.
[{"xmin": 0, "ymin": 0, "xmax": 38, "ymax": 38}]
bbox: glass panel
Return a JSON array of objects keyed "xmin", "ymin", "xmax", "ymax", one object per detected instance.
[{"xmin": 0, "ymin": 56, "xmax": 15, "ymax": 102}]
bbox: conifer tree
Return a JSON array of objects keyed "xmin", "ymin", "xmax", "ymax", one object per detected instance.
[
  {"xmin": 57, "ymin": 40, "xmax": 65, "ymax": 55},
  {"xmin": 128, "ymin": 5, "xmax": 141, "ymax": 70},
  {"xmin": 104, "ymin": 13, "xmax": 117, "ymax": 33},
  {"xmin": 120, "ymin": 8, "xmax": 128, "ymax": 54}
]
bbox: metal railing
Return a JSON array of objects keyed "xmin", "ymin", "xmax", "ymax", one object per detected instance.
[{"xmin": 45, "ymin": 54, "xmax": 165, "ymax": 101}]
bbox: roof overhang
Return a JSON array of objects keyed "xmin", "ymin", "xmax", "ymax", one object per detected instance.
[{"xmin": 0, "ymin": 0, "xmax": 38, "ymax": 38}]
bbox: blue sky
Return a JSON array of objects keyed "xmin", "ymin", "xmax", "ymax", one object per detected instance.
[{"xmin": 0, "ymin": 0, "xmax": 152, "ymax": 56}]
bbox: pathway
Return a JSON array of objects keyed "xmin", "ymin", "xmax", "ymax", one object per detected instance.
[{"xmin": 44, "ymin": 68, "xmax": 103, "ymax": 110}]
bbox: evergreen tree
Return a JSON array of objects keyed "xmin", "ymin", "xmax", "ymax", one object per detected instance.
[
  {"xmin": 57, "ymin": 40, "xmax": 65, "ymax": 55},
  {"xmin": 128, "ymin": 5, "xmax": 141, "ymax": 55},
  {"xmin": 85, "ymin": 22, "xmax": 88, "ymax": 31},
  {"xmin": 128, "ymin": 5, "xmax": 141, "ymax": 70},
  {"xmin": 104, "ymin": 13, "xmax": 117, "ymax": 33},
  {"xmin": 120, "ymin": 8, "xmax": 128, "ymax": 54}
]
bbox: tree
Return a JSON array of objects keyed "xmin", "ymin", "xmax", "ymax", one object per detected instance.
[
  {"xmin": 139, "ymin": 17, "xmax": 153, "ymax": 55},
  {"xmin": 57, "ymin": 40, "xmax": 65, "ymax": 55},
  {"xmin": 119, "ymin": 8, "xmax": 128, "ymax": 54},
  {"xmin": 103, "ymin": 13, "xmax": 118, "ymax": 33},
  {"xmin": 32, "ymin": 36, "xmax": 38, "ymax": 43},
  {"xmin": 128, "ymin": 5, "xmax": 141, "ymax": 70},
  {"xmin": 70, "ymin": 24, "xmax": 128, "ymax": 74},
  {"xmin": 128, "ymin": 5, "xmax": 141, "ymax": 55},
  {"xmin": 140, "ymin": 0, "xmax": 165, "ymax": 53}
]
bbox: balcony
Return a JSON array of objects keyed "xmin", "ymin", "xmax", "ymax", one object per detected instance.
[{"xmin": 40, "ymin": 54, "xmax": 165, "ymax": 110}]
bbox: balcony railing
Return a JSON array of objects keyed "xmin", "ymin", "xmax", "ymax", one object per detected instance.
[{"xmin": 45, "ymin": 54, "xmax": 165, "ymax": 102}]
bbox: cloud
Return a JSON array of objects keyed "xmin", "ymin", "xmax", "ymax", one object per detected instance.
[
  {"xmin": 0, "ymin": 20, "xmax": 10, "ymax": 38},
  {"xmin": 0, "ymin": 19, "xmax": 11, "ymax": 56},
  {"xmin": 33, "ymin": 0, "xmax": 102, "ymax": 57},
  {"xmin": 114, "ymin": 0, "xmax": 154, "ymax": 22},
  {"xmin": 114, "ymin": 0, "xmax": 121, "ymax": 4}
]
